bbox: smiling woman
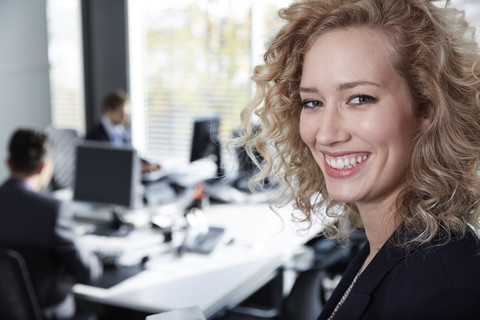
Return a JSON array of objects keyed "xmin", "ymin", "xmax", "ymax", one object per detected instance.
[
  {"xmin": 237, "ymin": 0, "xmax": 480, "ymax": 319},
  {"xmin": 299, "ymin": 27, "xmax": 428, "ymax": 227}
]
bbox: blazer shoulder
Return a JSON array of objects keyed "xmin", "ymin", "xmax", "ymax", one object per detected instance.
[
  {"xmin": 85, "ymin": 123, "xmax": 109, "ymax": 141},
  {"xmin": 435, "ymin": 232, "xmax": 480, "ymax": 290},
  {"xmin": 27, "ymin": 191, "xmax": 63, "ymax": 224}
]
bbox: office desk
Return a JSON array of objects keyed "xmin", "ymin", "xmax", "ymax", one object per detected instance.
[{"xmin": 74, "ymin": 202, "xmax": 322, "ymax": 318}]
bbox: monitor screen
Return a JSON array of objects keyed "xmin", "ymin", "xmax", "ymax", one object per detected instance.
[
  {"xmin": 190, "ymin": 116, "xmax": 222, "ymax": 178},
  {"xmin": 73, "ymin": 141, "xmax": 141, "ymax": 209}
]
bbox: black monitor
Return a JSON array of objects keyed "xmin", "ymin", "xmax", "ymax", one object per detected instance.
[
  {"xmin": 73, "ymin": 141, "xmax": 141, "ymax": 235},
  {"xmin": 190, "ymin": 116, "xmax": 222, "ymax": 178}
]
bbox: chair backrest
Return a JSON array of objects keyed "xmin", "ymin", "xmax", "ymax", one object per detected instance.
[
  {"xmin": 0, "ymin": 249, "xmax": 43, "ymax": 320},
  {"xmin": 45, "ymin": 126, "xmax": 80, "ymax": 190},
  {"xmin": 282, "ymin": 268, "xmax": 326, "ymax": 320}
]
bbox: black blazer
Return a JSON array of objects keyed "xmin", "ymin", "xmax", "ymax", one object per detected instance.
[
  {"xmin": 319, "ymin": 230, "xmax": 480, "ymax": 320},
  {"xmin": 86, "ymin": 122, "xmax": 131, "ymax": 145},
  {"xmin": 85, "ymin": 122, "xmax": 111, "ymax": 142},
  {"xmin": 0, "ymin": 179, "xmax": 102, "ymax": 317},
  {"xmin": 86, "ymin": 122, "xmax": 152, "ymax": 166}
]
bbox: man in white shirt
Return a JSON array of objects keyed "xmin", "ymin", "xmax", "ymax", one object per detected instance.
[{"xmin": 86, "ymin": 89, "xmax": 131, "ymax": 146}]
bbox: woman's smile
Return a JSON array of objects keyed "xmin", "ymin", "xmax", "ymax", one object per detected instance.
[
  {"xmin": 322, "ymin": 151, "xmax": 370, "ymax": 179},
  {"xmin": 324, "ymin": 153, "xmax": 369, "ymax": 170}
]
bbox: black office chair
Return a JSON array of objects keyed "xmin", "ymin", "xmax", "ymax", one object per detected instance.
[
  {"xmin": 224, "ymin": 267, "xmax": 327, "ymax": 320},
  {"xmin": 0, "ymin": 249, "xmax": 43, "ymax": 320},
  {"xmin": 224, "ymin": 230, "xmax": 367, "ymax": 320}
]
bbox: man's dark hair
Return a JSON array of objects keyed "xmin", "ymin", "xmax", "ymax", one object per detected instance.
[
  {"xmin": 102, "ymin": 89, "xmax": 128, "ymax": 112},
  {"xmin": 8, "ymin": 128, "xmax": 53, "ymax": 174}
]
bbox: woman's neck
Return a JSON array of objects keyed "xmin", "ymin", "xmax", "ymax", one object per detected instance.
[{"xmin": 357, "ymin": 201, "xmax": 401, "ymax": 272}]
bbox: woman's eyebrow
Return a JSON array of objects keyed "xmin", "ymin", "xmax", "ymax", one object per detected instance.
[
  {"xmin": 338, "ymin": 81, "xmax": 380, "ymax": 91},
  {"xmin": 299, "ymin": 81, "xmax": 381, "ymax": 94},
  {"xmin": 299, "ymin": 86, "xmax": 318, "ymax": 94}
]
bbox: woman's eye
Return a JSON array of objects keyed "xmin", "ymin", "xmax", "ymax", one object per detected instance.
[
  {"xmin": 350, "ymin": 95, "xmax": 375, "ymax": 105},
  {"xmin": 301, "ymin": 100, "xmax": 324, "ymax": 109}
]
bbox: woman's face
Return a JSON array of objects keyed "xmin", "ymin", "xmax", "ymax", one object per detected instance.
[{"xmin": 299, "ymin": 27, "xmax": 427, "ymax": 210}]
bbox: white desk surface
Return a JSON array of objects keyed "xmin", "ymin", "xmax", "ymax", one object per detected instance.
[{"xmin": 74, "ymin": 202, "xmax": 322, "ymax": 318}]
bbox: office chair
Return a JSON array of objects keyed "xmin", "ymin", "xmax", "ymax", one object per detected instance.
[
  {"xmin": 0, "ymin": 249, "xmax": 43, "ymax": 320},
  {"xmin": 224, "ymin": 268, "xmax": 326, "ymax": 320},
  {"xmin": 224, "ymin": 230, "xmax": 367, "ymax": 320},
  {"xmin": 45, "ymin": 126, "xmax": 80, "ymax": 190}
]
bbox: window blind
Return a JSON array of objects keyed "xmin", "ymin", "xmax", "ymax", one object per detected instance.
[
  {"xmin": 128, "ymin": 0, "xmax": 291, "ymax": 170},
  {"xmin": 47, "ymin": 0, "xmax": 85, "ymax": 135}
]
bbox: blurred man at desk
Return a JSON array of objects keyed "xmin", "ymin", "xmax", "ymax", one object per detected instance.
[
  {"xmin": 86, "ymin": 89, "xmax": 161, "ymax": 174},
  {"xmin": 0, "ymin": 128, "xmax": 102, "ymax": 319}
]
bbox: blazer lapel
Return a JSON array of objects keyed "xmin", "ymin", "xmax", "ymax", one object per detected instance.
[{"xmin": 319, "ymin": 234, "xmax": 408, "ymax": 320}]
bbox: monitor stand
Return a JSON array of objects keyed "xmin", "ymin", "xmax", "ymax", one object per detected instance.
[{"xmin": 88, "ymin": 207, "xmax": 134, "ymax": 237}]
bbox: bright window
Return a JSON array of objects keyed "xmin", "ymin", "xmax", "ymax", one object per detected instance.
[
  {"xmin": 47, "ymin": 0, "xmax": 480, "ymax": 159},
  {"xmin": 46, "ymin": 0, "xmax": 85, "ymax": 135},
  {"xmin": 128, "ymin": 0, "xmax": 292, "ymax": 169}
]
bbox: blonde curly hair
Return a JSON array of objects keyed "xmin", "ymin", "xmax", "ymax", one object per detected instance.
[{"xmin": 239, "ymin": 0, "xmax": 480, "ymax": 245}]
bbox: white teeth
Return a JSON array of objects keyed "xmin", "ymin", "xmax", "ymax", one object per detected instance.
[
  {"xmin": 336, "ymin": 159, "xmax": 345, "ymax": 169},
  {"xmin": 326, "ymin": 154, "xmax": 368, "ymax": 170}
]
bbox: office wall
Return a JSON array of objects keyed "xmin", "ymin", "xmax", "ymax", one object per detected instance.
[{"xmin": 0, "ymin": 0, "xmax": 51, "ymax": 181}]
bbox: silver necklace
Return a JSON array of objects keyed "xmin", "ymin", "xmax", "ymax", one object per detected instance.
[{"xmin": 327, "ymin": 270, "xmax": 361, "ymax": 320}]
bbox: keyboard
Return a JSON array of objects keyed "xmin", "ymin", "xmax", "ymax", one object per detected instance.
[{"xmin": 182, "ymin": 226, "xmax": 226, "ymax": 254}]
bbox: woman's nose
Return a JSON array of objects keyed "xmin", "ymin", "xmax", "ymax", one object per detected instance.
[{"xmin": 315, "ymin": 105, "xmax": 350, "ymax": 147}]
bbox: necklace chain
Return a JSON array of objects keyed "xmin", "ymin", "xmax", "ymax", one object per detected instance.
[{"xmin": 327, "ymin": 270, "xmax": 361, "ymax": 320}]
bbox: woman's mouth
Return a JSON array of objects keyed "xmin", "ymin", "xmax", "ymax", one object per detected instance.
[
  {"xmin": 325, "ymin": 154, "xmax": 368, "ymax": 170},
  {"xmin": 322, "ymin": 153, "xmax": 370, "ymax": 178}
]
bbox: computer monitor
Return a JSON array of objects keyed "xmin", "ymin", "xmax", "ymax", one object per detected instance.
[
  {"xmin": 190, "ymin": 116, "xmax": 222, "ymax": 178},
  {"xmin": 73, "ymin": 141, "xmax": 141, "ymax": 209}
]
